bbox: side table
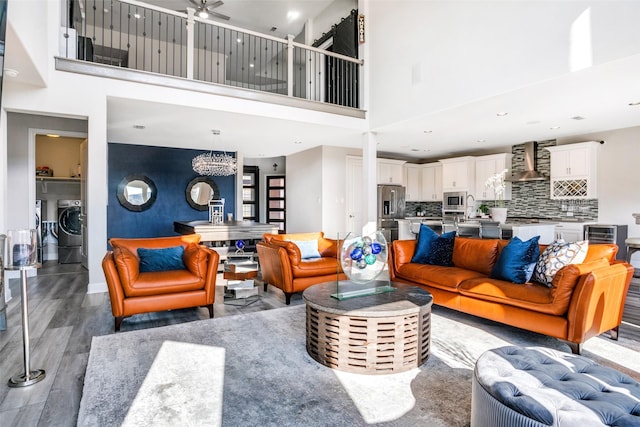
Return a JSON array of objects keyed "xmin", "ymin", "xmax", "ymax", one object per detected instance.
[{"xmin": 5, "ymin": 264, "xmax": 46, "ymax": 387}]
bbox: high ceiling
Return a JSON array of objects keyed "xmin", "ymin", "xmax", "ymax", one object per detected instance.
[{"xmin": 5, "ymin": 1, "xmax": 640, "ymax": 161}]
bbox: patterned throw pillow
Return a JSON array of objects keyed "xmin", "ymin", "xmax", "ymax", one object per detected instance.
[
  {"xmin": 426, "ymin": 231, "xmax": 456, "ymax": 267},
  {"xmin": 532, "ymin": 240, "xmax": 589, "ymax": 287}
]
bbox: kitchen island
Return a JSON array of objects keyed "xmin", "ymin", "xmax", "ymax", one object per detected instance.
[
  {"xmin": 174, "ymin": 220, "xmax": 278, "ymax": 243},
  {"xmin": 404, "ymin": 217, "xmax": 557, "ymax": 244}
]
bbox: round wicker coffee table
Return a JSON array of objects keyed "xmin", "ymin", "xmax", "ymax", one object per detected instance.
[{"xmin": 302, "ymin": 281, "xmax": 433, "ymax": 375}]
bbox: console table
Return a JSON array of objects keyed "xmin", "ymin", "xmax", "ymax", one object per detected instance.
[{"xmin": 302, "ymin": 281, "xmax": 433, "ymax": 374}]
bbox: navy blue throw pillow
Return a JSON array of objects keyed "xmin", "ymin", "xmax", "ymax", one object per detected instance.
[
  {"xmin": 411, "ymin": 224, "xmax": 439, "ymax": 264},
  {"xmin": 426, "ymin": 231, "xmax": 456, "ymax": 267},
  {"xmin": 137, "ymin": 246, "xmax": 186, "ymax": 273},
  {"xmin": 490, "ymin": 236, "xmax": 541, "ymax": 284}
]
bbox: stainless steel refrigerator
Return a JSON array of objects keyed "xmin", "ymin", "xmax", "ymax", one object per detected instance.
[{"xmin": 377, "ymin": 184, "xmax": 406, "ymax": 242}]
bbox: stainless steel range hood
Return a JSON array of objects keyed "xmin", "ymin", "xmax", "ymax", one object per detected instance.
[{"xmin": 505, "ymin": 141, "xmax": 548, "ymax": 181}]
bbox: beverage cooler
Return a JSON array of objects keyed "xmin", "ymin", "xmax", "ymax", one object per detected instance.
[{"xmin": 584, "ymin": 224, "xmax": 628, "ymax": 261}]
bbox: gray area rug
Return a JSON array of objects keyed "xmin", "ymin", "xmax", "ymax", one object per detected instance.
[{"xmin": 78, "ymin": 304, "xmax": 640, "ymax": 427}]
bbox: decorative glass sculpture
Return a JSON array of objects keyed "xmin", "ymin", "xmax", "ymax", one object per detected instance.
[{"xmin": 340, "ymin": 231, "xmax": 388, "ymax": 285}]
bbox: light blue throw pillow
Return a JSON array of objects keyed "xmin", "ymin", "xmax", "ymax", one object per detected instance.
[
  {"xmin": 490, "ymin": 236, "xmax": 541, "ymax": 284},
  {"xmin": 291, "ymin": 240, "xmax": 321, "ymax": 260},
  {"xmin": 411, "ymin": 224, "xmax": 439, "ymax": 264},
  {"xmin": 137, "ymin": 246, "xmax": 186, "ymax": 272}
]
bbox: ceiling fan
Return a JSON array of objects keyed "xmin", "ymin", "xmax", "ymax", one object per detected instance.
[{"xmin": 188, "ymin": 0, "xmax": 230, "ymax": 21}]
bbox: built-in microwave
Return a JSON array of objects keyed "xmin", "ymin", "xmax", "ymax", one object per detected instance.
[{"xmin": 442, "ymin": 191, "xmax": 467, "ymax": 213}]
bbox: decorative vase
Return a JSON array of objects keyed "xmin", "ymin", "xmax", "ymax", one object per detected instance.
[
  {"xmin": 340, "ymin": 231, "xmax": 388, "ymax": 284},
  {"xmin": 490, "ymin": 207, "xmax": 508, "ymax": 224}
]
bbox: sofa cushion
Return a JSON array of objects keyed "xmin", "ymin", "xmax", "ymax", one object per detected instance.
[
  {"xmin": 490, "ymin": 236, "xmax": 540, "ymax": 284},
  {"xmin": 396, "ymin": 263, "xmax": 486, "ymax": 291},
  {"xmin": 125, "ymin": 270, "xmax": 205, "ymax": 297},
  {"xmin": 426, "ymin": 231, "xmax": 456, "ymax": 266},
  {"xmin": 137, "ymin": 246, "xmax": 186, "ymax": 272},
  {"xmin": 452, "ymin": 238, "xmax": 500, "ymax": 276},
  {"xmin": 533, "ymin": 240, "xmax": 589, "ymax": 287},
  {"xmin": 458, "ymin": 277, "xmax": 554, "ymax": 309},
  {"xmin": 411, "ymin": 224, "xmax": 439, "ymax": 264}
]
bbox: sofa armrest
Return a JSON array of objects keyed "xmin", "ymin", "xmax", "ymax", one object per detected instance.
[
  {"xmin": 270, "ymin": 240, "xmax": 302, "ymax": 267},
  {"xmin": 566, "ymin": 262, "xmax": 634, "ymax": 345},
  {"xmin": 102, "ymin": 251, "xmax": 126, "ymax": 317},
  {"xmin": 257, "ymin": 241, "xmax": 294, "ymax": 292},
  {"xmin": 200, "ymin": 246, "xmax": 220, "ymax": 302},
  {"xmin": 390, "ymin": 240, "xmax": 418, "ymax": 280}
]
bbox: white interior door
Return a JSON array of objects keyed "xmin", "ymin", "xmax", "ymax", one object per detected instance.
[
  {"xmin": 80, "ymin": 139, "xmax": 88, "ymax": 269},
  {"xmin": 345, "ymin": 156, "xmax": 363, "ymax": 234}
]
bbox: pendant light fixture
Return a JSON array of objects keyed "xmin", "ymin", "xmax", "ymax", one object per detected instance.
[{"xmin": 192, "ymin": 130, "xmax": 237, "ymax": 176}]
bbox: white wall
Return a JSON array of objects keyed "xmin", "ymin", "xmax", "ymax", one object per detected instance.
[
  {"xmin": 286, "ymin": 147, "xmax": 324, "ymax": 233},
  {"xmin": 368, "ymin": 1, "xmax": 640, "ymax": 129}
]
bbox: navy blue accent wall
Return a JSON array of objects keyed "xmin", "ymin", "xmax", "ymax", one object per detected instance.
[{"xmin": 107, "ymin": 143, "xmax": 235, "ymax": 240}]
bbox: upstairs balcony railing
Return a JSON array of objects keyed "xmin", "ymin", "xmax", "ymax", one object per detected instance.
[{"xmin": 60, "ymin": 0, "xmax": 363, "ymax": 109}]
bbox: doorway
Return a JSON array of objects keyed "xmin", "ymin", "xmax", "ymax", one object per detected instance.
[
  {"xmin": 33, "ymin": 131, "xmax": 87, "ymax": 268},
  {"xmin": 266, "ymin": 176, "xmax": 286, "ymax": 233}
]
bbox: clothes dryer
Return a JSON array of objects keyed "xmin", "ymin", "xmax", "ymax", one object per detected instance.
[{"xmin": 58, "ymin": 200, "xmax": 82, "ymax": 263}]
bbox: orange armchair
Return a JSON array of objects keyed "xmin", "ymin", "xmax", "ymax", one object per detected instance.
[
  {"xmin": 257, "ymin": 232, "xmax": 346, "ymax": 304},
  {"xmin": 102, "ymin": 234, "xmax": 219, "ymax": 331}
]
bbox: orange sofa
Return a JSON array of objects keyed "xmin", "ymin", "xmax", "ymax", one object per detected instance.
[
  {"xmin": 390, "ymin": 238, "xmax": 634, "ymax": 354},
  {"xmin": 102, "ymin": 234, "xmax": 219, "ymax": 331},
  {"xmin": 256, "ymin": 232, "xmax": 346, "ymax": 304}
]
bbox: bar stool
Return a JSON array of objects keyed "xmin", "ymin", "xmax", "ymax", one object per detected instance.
[{"xmin": 626, "ymin": 237, "xmax": 640, "ymax": 277}]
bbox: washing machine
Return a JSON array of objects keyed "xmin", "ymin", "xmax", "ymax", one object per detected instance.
[{"xmin": 58, "ymin": 200, "xmax": 82, "ymax": 263}]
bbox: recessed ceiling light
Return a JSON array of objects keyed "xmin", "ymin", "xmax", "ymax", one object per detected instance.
[
  {"xmin": 133, "ymin": 13, "xmax": 141, "ymax": 19},
  {"xmin": 549, "ymin": 126, "xmax": 561, "ymax": 130},
  {"xmin": 571, "ymin": 116, "xmax": 586, "ymax": 120},
  {"xmin": 410, "ymin": 148, "xmax": 421, "ymax": 152},
  {"xmin": 496, "ymin": 112, "xmax": 509, "ymax": 117},
  {"xmin": 477, "ymin": 139, "xmax": 486, "ymax": 143},
  {"xmin": 423, "ymin": 130, "xmax": 432, "ymax": 134},
  {"xmin": 287, "ymin": 11, "xmax": 300, "ymax": 20},
  {"xmin": 236, "ymin": 38, "xmax": 242, "ymax": 43},
  {"xmin": 3, "ymin": 68, "xmax": 19, "ymax": 77},
  {"xmin": 133, "ymin": 124, "xmax": 146, "ymax": 130},
  {"xmin": 294, "ymin": 141, "xmax": 302, "ymax": 144},
  {"xmin": 270, "ymin": 27, "xmax": 277, "ymax": 32},
  {"xmin": 629, "ymin": 101, "xmax": 640, "ymax": 106},
  {"xmin": 249, "ymin": 63, "xmax": 255, "ymax": 68}
]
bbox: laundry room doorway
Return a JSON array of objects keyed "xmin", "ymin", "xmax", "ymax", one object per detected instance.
[{"xmin": 34, "ymin": 130, "xmax": 88, "ymax": 268}]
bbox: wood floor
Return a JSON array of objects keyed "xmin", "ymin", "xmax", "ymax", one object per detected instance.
[{"xmin": 0, "ymin": 262, "xmax": 638, "ymax": 426}]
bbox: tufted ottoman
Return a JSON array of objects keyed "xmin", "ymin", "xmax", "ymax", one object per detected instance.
[{"xmin": 471, "ymin": 346, "xmax": 640, "ymax": 426}]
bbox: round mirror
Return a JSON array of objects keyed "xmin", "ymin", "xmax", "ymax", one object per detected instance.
[
  {"xmin": 186, "ymin": 177, "xmax": 219, "ymax": 211},
  {"xmin": 117, "ymin": 174, "xmax": 157, "ymax": 212}
]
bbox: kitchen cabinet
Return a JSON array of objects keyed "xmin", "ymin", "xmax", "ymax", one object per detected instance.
[
  {"xmin": 421, "ymin": 163, "xmax": 442, "ymax": 201},
  {"xmin": 474, "ymin": 153, "xmax": 512, "ymax": 201},
  {"xmin": 554, "ymin": 222, "xmax": 591, "ymax": 242},
  {"xmin": 439, "ymin": 156, "xmax": 475, "ymax": 192},
  {"xmin": 404, "ymin": 164, "xmax": 422, "ymax": 201},
  {"xmin": 546, "ymin": 142, "xmax": 599, "ymax": 199},
  {"xmin": 377, "ymin": 159, "xmax": 405, "ymax": 185}
]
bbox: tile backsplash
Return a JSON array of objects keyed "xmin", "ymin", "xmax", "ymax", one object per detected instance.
[{"xmin": 405, "ymin": 140, "xmax": 599, "ymax": 220}]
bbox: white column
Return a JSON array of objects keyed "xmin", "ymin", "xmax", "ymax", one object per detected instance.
[
  {"xmin": 186, "ymin": 8, "xmax": 195, "ymax": 80},
  {"xmin": 362, "ymin": 132, "xmax": 377, "ymax": 235},
  {"xmin": 287, "ymin": 35, "xmax": 295, "ymax": 97}
]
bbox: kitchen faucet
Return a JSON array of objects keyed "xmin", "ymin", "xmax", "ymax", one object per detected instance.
[{"xmin": 466, "ymin": 194, "xmax": 475, "ymax": 217}]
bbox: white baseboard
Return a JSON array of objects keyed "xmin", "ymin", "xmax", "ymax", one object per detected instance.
[{"xmin": 87, "ymin": 281, "xmax": 107, "ymax": 294}]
